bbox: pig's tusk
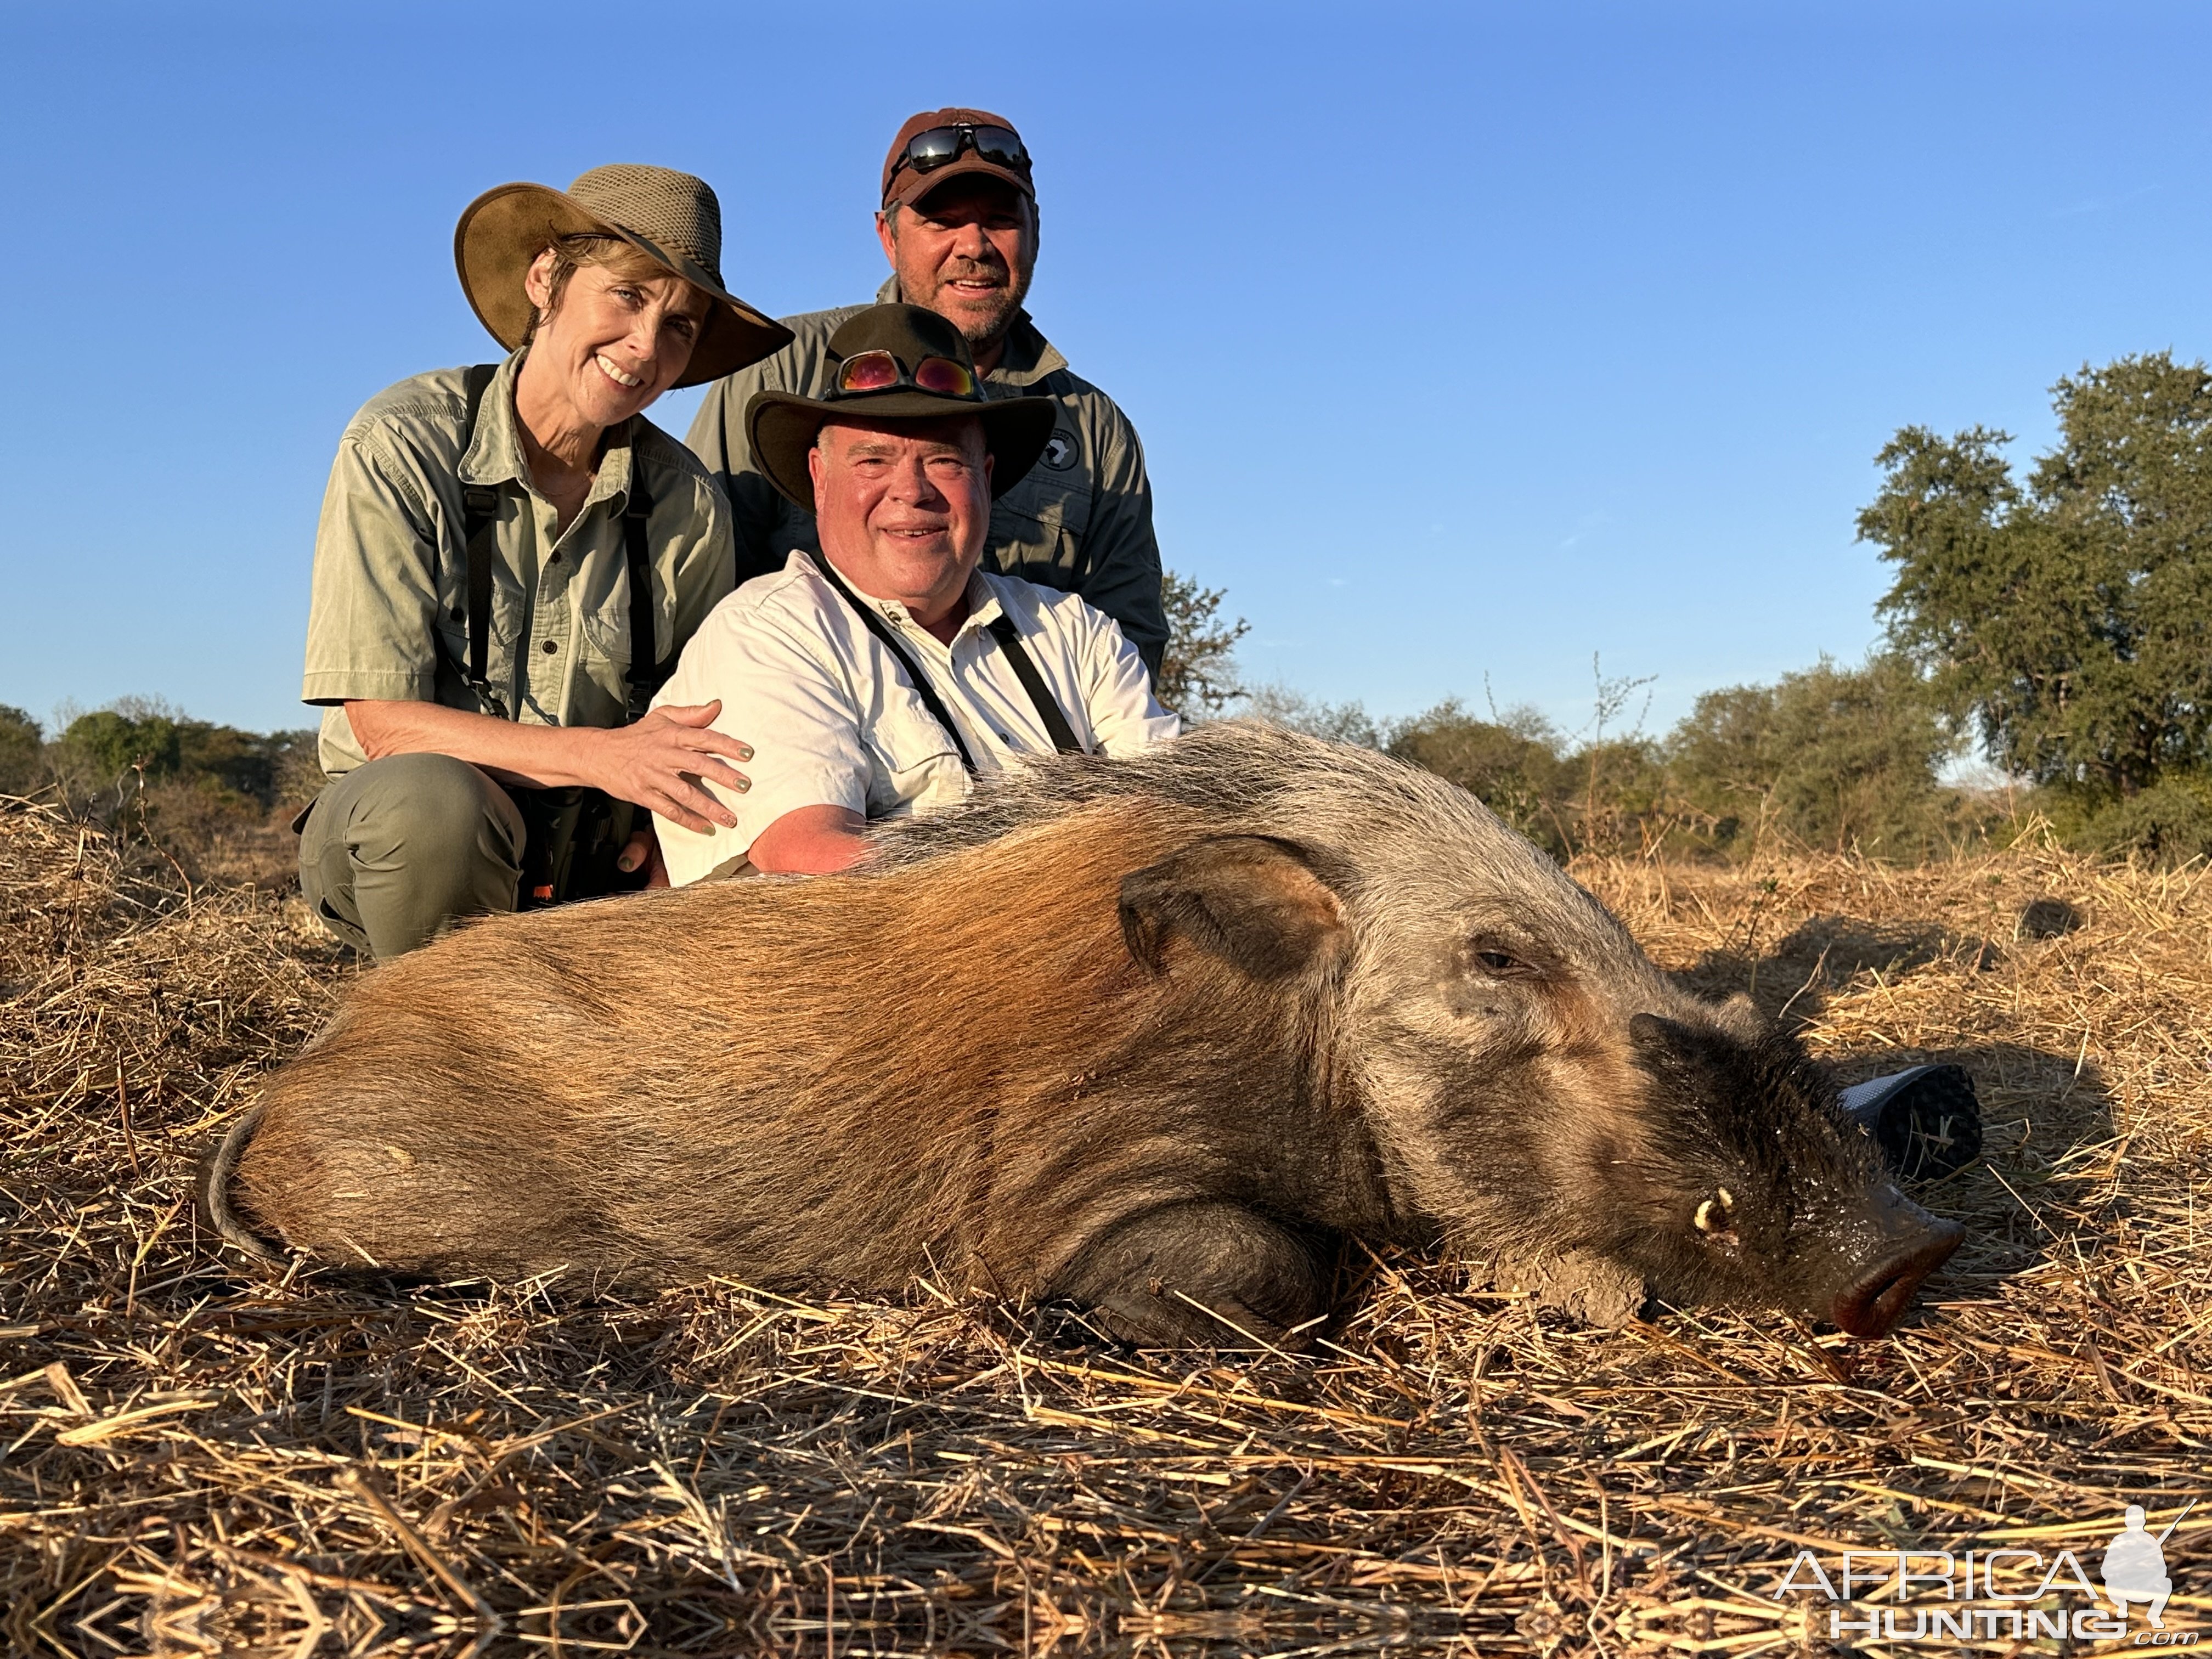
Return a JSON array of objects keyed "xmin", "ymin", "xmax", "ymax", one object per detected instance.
[{"xmin": 1695, "ymin": 1194, "xmax": 1734, "ymax": 1234}]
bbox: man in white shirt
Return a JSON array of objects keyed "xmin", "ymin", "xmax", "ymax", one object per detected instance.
[{"xmin": 653, "ymin": 304, "xmax": 1177, "ymax": 883}]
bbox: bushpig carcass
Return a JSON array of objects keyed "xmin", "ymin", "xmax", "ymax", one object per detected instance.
[{"xmin": 205, "ymin": 723, "xmax": 1963, "ymax": 1346}]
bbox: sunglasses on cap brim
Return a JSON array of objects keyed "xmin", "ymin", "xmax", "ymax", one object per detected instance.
[
  {"xmin": 895, "ymin": 123, "xmax": 1031, "ymax": 181},
  {"xmin": 829, "ymin": 349, "xmax": 980, "ymax": 400}
]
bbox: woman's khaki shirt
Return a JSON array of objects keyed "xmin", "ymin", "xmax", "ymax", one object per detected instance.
[{"xmin": 301, "ymin": 349, "xmax": 735, "ymax": 776}]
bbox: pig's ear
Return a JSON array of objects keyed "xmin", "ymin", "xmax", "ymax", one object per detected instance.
[
  {"xmin": 1119, "ymin": 837, "xmax": 1347, "ymax": 980},
  {"xmin": 1709, "ymin": 992, "xmax": 1765, "ymax": 1041}
]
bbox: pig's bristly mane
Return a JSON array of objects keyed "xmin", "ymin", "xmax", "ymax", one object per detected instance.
[{"xmin": 865, "ymin": 720, "xmax": 1550, "ymax": 886}]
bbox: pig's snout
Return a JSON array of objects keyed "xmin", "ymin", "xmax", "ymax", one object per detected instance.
[{"xmin": 1822, "ymin": 1194, "xmax": 1965, "ymax": 1338}]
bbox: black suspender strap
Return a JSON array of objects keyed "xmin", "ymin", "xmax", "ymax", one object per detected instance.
[
  {"xmin": 458, "ymin": 363, "xmax": 505, "ymax": 719},
  {"xmin": 455, "ymin": 366, "xmax": 667, "ymax": 727},
  {"xmin": 805, "ymin": 551, "xmax": 979, "ymax": 774},
  {"xmin": 985, "ymin": 616, "xmax": 1087, "ymax": 755},
  {"xmin": 620, "ymin": 459, "xmax": 661, "ymax": 721},
  {"xmin": 804, "ymin": 553, "xmax": 1091, "ymax": 768}
]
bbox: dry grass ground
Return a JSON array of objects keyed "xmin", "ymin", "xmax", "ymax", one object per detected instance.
[{"xmin": 2, "ymin": 799, "xmax": 2208, "ymax": 1657}]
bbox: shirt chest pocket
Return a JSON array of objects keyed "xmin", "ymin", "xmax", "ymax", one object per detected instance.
[
  {"xmin": 579, "ymin": 577, "xmax": 677, "ymax": 670},
  {"xmin": 862, "ymin": 706, "xmax": 967, "ymax": 818},
  {"xmin": 989, "ymin": 468, "xmax": 1094, "ymax": 586}
]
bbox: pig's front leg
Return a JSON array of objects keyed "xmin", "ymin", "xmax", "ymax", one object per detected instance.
[{"xmin": 1054, "ymin": 1200, "xmax": 1324, "ymax": 1350}]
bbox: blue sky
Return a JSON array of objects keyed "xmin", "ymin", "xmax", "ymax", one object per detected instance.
[{"xmin": 2, "ymin": 1, "xmax": 2207, "ymax": 741}]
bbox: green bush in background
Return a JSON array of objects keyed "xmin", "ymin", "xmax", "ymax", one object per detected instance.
[
  {"xmin": 2, "ymin": 697, "xmax": 318, "ymax": 885},
  {"xmin": 1667, "ymin": 653, "xmax": 1967, "ymax": 861},
  {"xmin": 0, "ymin": 706, "xmax": 42, "ymax": 797}
]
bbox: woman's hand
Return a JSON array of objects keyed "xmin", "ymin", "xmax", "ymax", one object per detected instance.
[
  {"xmin": 582, "ymin": 701, "xmax": 752, "ymax": 832},
  {"xmin": 340, "ymin": 699, "xmax": 752, "ymax": 831}
]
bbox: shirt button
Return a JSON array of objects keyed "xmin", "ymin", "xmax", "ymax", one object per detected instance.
[
  {"xmin": 547, "ymin": 551, "xmax": 562, "ymax": 563},
  {"xmin": 541, "ymin": 640, "xmax": 558, "ymax": 654}
]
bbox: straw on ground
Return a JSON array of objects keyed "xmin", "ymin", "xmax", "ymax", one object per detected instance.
[{"xmin": 2, "ymin": 800, "xmax": 2206, "ymax": 1655}]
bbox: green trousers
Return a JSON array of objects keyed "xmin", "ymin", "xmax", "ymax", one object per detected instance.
[{"xmin": 298, "ymin": 753, "xmax": 524, "ymax": 961}]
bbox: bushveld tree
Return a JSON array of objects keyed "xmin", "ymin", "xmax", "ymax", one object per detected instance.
[
  {"xmin": 52, "ymin": 700, "xmax": 313, "ymax": 808},
  {"xmin": 1384, "ymin": 696, "xmax": 1678, "ymax": 861},
  {"xmin": 1155, "ymin": 571, "xmax": 1250, "ymax": 719},
  {"xmin": 1861, "ymin": 352, "xmax": 2212, "ymax": 798},
  {"xmin": 60, "ymin": 705, "xmax": 184, "ymax": 786},
  {"xmin": 1238, "ymin": 685, "xmax": 1383, "ymax": 747}
]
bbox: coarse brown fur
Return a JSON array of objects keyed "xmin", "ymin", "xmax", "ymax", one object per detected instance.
[{"xmin": 213, "ymin": 723, "xmax": 1961, "ymax": 1346}]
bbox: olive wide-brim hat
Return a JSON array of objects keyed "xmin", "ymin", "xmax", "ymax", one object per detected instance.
[
  {"xmin": 747, "ymin": 304, "xmax": 1056, "ymax": 510},
  {"xmin": 455, "ymin": 163, "xmax": 792, "ymax": 389}
]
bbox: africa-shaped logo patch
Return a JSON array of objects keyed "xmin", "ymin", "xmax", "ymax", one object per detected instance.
[{"xmin": 1041, "ymin": 430, "xmax": 1078, "ymax": 470}]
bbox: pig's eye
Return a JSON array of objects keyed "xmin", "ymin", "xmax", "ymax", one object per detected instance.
[
  {"xmin": 1467, "ymin": 946, "xmax": 1533, "ymax": 977},
  {"xmin": 1693, "ymin": 1187, "xmax": 1737, "ymax": 1237}
]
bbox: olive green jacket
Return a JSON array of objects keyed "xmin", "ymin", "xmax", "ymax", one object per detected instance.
[{"xmin": 684, "ymin": 277, "xmax": 1167, "ymax": 673}]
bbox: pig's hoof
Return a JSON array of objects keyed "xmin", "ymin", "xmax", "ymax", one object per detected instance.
[{"xmin": 1490, "ymin": 1250, "xmax": 1649, "ymax": 1328}]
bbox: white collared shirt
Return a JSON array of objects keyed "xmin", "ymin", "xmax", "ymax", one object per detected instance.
[{"xmin": 652, "ymin": 549, "xmax": 1179, "ymax": 885}]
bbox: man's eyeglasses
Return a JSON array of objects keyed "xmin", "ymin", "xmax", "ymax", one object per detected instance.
[
  {"xmin": 830, "ymin": 349, "xmax": 979, "ymax": 400},
  {"xmin": 895, "ymin": 123, "xmax": 1031, "ymax": 182}
]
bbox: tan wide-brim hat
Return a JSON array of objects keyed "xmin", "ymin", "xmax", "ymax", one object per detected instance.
[{"xmin": 454, "ymin": 163, "xmax": 792, "ymax": 389}]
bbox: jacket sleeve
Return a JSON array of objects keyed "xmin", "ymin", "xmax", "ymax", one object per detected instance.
[
  {"xmin": 300, "ymin": 426, "xmax": 444, "ymax": 706},
  {"xmin": 685, "ymin": 349, "xmax": 820, "ymax": 586},
  {"xmin": 1076, "ymin": 400, "xmax": 1169, "ymax": 679}
]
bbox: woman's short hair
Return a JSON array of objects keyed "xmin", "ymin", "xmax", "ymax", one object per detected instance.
[{"xmin": 524, "ymin": 232, "xmax": 690, "ymax": 344}]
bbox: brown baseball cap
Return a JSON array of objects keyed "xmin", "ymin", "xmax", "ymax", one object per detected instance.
[{"xmin": 881, "ymin": 108, "xmax": 1035, "ymax": 210}]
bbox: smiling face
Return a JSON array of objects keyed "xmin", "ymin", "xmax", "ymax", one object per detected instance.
[
  {"xmin": 519, "ymin": 249, "xmax": 709, "ymax": 433},
  {"xmin": 876, "ymin": 176, "xmax": 1036, "ymax": 350},
  {"xmin": 808, "ymin": 416, "xmax": 995, "ymax": 629}
]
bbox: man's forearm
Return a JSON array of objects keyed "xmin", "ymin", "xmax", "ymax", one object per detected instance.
[
  {"xmin": 342, "ymin": 700, "xmax": 605, "ymax": 791},
  {"xmin": 746, "ymin": 804, "xmax": 870, "ymax": 875}
]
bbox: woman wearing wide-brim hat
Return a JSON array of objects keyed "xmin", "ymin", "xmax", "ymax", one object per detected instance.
[{"xmin": 294, "ymin": 164, "xmax": 793, "ymax": 963}]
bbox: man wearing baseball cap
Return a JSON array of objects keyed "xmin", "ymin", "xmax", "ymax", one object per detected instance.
[{"xmin": 686, "ymin": 109, "xmax": 1169, "ymax": 676}]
